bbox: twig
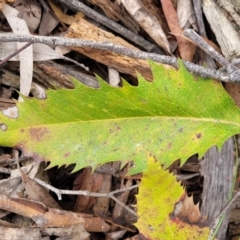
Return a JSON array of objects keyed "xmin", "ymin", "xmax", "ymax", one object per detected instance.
[
  {"xmin": 55, "ymin": 0, "xmax": 162, "ymax": 53},
  {"xmin": 176, "ymin": 173, "xmax": 199, "ymax": 181},
  {"xmin": 0, "ymin": 42, "xmax": 32, "ymax": 67},
  {"xmin": 11, "ymin": 152, "xmax": 139, "ymax": 216},
  {"xmin": 33, "ymin": 177, "xmax": 138, "ymax": 217},
  {"xmin": 183, "ymin": 29, "xmax": 240, "ymax": 77},
  {"xmin": 0, "ymin": 33, "xmax": 237, "ymax": 82}
]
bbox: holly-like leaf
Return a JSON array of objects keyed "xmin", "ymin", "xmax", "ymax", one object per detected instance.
[
  {"xmin": 135, "ymin": 156, "xmax": 210, "ymax": 239},
  {"xmin": 0, "ymin": 61, "xmax": 240, "ymax": 173}
]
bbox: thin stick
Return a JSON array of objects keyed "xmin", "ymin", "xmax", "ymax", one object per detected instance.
[
  {"xmin": 10, "ymin": 152, "xmax": 138, "ymax": 217},
  {"xmin": 0, "ymin": 33, "xmax": 236, "ymax": 82},
  {"xmin": 0, "ymin": 42, "xmax": 32, "ymax": 67},
  {"xmin": 33, "ymin": 177, "xmax": 138, "ymax": 217},
  {"xmin": 183, "ymin": 29, "xmax": 238, "ymax": 74}
]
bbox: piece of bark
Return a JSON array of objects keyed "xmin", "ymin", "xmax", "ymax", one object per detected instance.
[
  {"xmin": 43, "ymin": 61, "xmax": 99, "ymax": 88},
  {"xmin": 0, "ymin": 98, "xmax": 15, "ymax": 110},
  {"xmin": 65, "ymin": 18, "xmax": 158, "ymax": 81},
  {"xmin": 1, "ymin": 61, "xmax": 99, "ymax": 96},
  {"xmin": 200, "ymin": 137, "xmax": 235, "ymax": 240},
  {"xmin": 2, "ymin": 62, "xmax": 75, "ymax": 89},
  {"xmin": 216, "ymin": 0, "xmax": 240, "ymax": 28},
  {"xmin": 203, "ymin": 0, "xmax": 240, "ymax": 60}
]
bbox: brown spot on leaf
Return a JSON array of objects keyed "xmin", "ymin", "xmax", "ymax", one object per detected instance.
[
  {"xmin": 196, "ymin": 133, "xmax": 202, "ymax": 139},
  {"xmin": 167, "ymin": 142, "xmax": 172, "ymax": 150},
  {"xmin": 29, "ymin": 127, "xmax": 49, "ymax": 142},
  {"xmin": 114, "ymin": 123, "xmax": 121, "ymax": 131},
  {"xmin": 64, "ymin": 152, "xmax": 70, "ymax": 158},
  {"xmin": 194, "ymin": 76, "xmax": 198, "ymax": 81},
  {"xmin": 110, "ymin": 124, "xmax": 121, "ymax": 134}
]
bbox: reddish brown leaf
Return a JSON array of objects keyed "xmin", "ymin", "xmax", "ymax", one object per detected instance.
[{"xmin": 160, "ymin": 0, "xmax": 196, "ymax": 61}]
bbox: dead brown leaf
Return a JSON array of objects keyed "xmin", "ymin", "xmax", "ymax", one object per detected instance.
[
  {"xmin": 73, "ymin": 167, "xmax": 103, "ymax": 213},
  {"xmin": 18, "ymin": 164, "xmax": 61, "ymax": 209},
  {"xmin": 0, "ymin": 194, "xmax": 110, "ymax": 231},
  {"xmin": 170, "ymin": 193, "xmax": 208, "ymax": 226},
  {"xmin": 160, "ymin": 0, "xmax": 196, "ymax": 61}
]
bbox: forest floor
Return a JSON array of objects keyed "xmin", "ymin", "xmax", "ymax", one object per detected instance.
[{"xmin": 0, "ymin": 0, "xmax": 240, "ymax": 239}]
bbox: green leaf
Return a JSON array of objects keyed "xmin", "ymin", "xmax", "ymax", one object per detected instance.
[
  {"xmin": 0, "ymin": 61, "xmax": 240, "ymax": 173},
  {"xmin": 135, "ymin": 156, "xmax": 210, "ymax": 239}
]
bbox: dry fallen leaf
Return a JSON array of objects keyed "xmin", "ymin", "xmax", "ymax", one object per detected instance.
[
  {"xmin": 39, "ymin": 1, "xmax": 59, "ymax": 36},
  {"xmin": 2, "ymin": 4, "xmax": 33, "ymax": 97},
  {"xmin": 170, "ymin": 193, "xmax": 207, "ymax": 225},
  {"xmin": 121, "ymin": 0, "xmax": 171, "ymax": 54},
  {"xmin": 13, "ymin": 0, "xmax": 42, "ymax": 32},
  {"xmin": 177, "ymin": 0, "xmax": 198, "ymax": 31},
  {"xmin": 160, "ymin": 0, "xmax": 196, "ymax": 61},
  {"xmin": 73, "ymin": 168, "xmax": 103, "ymax": 213},
  {"xmin": 18, "ymin": 165, "xmax": 61, "ymax": 209},
  {"xmin": 0, "ymin": 40, "xmax": 74, "ymax": 61}
]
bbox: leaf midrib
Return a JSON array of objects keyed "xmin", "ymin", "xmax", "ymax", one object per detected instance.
[{"xmin": 9, "ymin": 115, "xmax": 240, "ymax": 132}]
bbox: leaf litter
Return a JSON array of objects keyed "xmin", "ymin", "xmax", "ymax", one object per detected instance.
[{"xmin": 0, "ymin": 0, "xmax": 240, "ymax": 239}]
